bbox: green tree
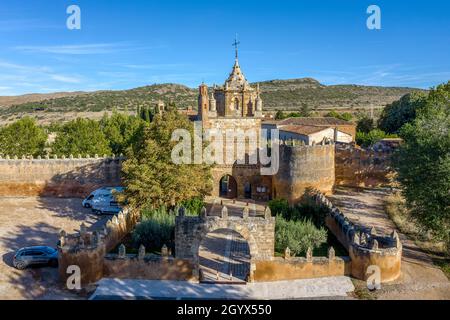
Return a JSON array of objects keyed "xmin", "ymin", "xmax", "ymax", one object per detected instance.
[
  {"xmin": 51, "ymin": 118, "xmax": 111, "ymax": 157},
  {"xmin": 395, "ymin": 82, "xmax": 450, "ymax": 248},
  {"xmin": 274, "ymin": 110, "xmax": 286, "ymax": 120},
  {"xmin": 121, "ymin": 109, "xmax": 212, "ymax": 209},
  {"xmin": 0, "ymin": 117, "xmax": 47, "ymax": 157},
  {"xmin": 299, "ymin": 103, "xmax": 312, "ymax": 117},
  {"xmin": 378, "ymin": 92, "xmax": 427, "ymax": 134},
  {"xmin": 100, "ymin": 111, "xmax": 145, "ymax": 155},
  {"xmin": 325, "ymin": 110, "xmax": 353, "ymax": 122},
  {"xmin": 356, "ymin": 129, "xmax": 396, "ymax": 148},
  {"xmin": 356, "ymin": 115, "xmax": 375, "ymax": 134}
]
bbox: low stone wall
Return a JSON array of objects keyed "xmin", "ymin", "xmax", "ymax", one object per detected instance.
[
  {"xmin": 58, "ymin": 207, "xmax": 140, "ymax": 287},
  {"xmin": 335, "ymin": 144, "xmax": 394, "ymax": 188},
  {"xmin": 311, "ymin": 191, "xmax": 402, "ymax": 283},
  {"xmin": 104, "ymin": 254, "xmax": 194, "ymax": 281},
  {"xmin": 0, "ymin": 156, "xmax": 122, "ymax": 197},
  {"xmin": 254, "ymin": 256, "xmax": 351, "ymax": 282}
]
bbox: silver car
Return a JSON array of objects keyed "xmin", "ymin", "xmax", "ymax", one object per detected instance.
[{"xmin": 13, "ymin": 246, "xmax": 58, "ymax": 270}]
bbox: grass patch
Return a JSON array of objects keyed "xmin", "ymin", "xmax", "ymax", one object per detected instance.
[
  {"xmin": 351, "ymin": 279, "xmax": 379, "ymax": 300},
  {"xmin": 384, "ymin": 191, "xmax": 449, "ymax": 275},
  {"xmin": 432, "ymin": 258, "xmax": 450, "ymax": 280}
]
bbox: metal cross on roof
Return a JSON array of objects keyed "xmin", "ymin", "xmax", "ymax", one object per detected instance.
[{"xmin": 232, "ymin": 34, "xmax": 240, "ymax": 59}]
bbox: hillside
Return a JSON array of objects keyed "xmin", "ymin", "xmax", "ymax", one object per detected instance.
[{"xmin": 0, "ymin": 78, "xmax": 425, "ymax": 124}]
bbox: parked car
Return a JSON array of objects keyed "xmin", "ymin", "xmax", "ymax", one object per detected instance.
[
  {"xmin": 91, "ymin": 200, "xmax": 123, "ymax": 215},
  {"xmin": 13, "ymin": 246, "xmax": 58, "ymax": 270},
  {"xmin": 82, "ymin": 187, "xmax": 124, "ymax": 209}
]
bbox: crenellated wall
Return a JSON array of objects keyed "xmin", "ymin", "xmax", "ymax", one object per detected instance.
[
  {"xmin": 0, "ymin": 156, "xmax": 122, "ymax": 197},
  {"xmin": 311, "ymin": 191, "xmax": 402, "ymax": 283},
  {"xmin": 335, "ymin": 144, "xmax": 394, "ymax": 188},
  {"xmin": 58, "ymin": 207, "xmax": 140, "ymax": 286}
]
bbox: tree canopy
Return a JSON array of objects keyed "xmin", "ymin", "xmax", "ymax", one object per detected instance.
[
  {"xmin": 395, "ymin": 82, "xmax": 450, "ymax": 246},
  {"xmin": 0, "ymin": 117, "xmax": 47, "ymax": 157},
  {"xmin": 121, "ymin": 109, "xmax": 212, "ymax": 209},
  {"xmin": 52, "ymin": 118, "xmax": 112, "ymax": 157},
  {"xmin": 378, "ymin": 91, "xmax": 427, "ymax": 134},
  {"xmin": 100, "ymin": 111, "xmax": 145, "ymax": 155}
]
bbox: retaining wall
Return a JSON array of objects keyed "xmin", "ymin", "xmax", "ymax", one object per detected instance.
[{"xmin": 0, "ymin": 156, "xmax": 122, "ymax": 197}]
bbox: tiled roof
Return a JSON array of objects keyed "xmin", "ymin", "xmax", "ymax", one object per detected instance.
[
  {"xmin": 279, "ymin": 117, "xmax": 353, "ymax": 126},
  {"xmin": 279, "ymin": 125, "xmax": 329, "ymax": 136}
]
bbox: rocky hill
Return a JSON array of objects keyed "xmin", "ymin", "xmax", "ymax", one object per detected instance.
[{"xmin": 0, "ymin": 78, "xmax": 425, "ymax": 124}]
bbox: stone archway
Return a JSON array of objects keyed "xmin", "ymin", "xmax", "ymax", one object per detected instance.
[
  {"xmin": 198, "ymin": 228, "xmax": 250, "ymax": 283},
  {"xmin": 219, "ymin": 175, "xmax": 237, "ymax": 199},
  {"xmin": 191, "ymin": 222, "xmax": 258, "ymax": 283}
]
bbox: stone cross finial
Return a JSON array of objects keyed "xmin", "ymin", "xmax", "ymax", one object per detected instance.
[
  {"xmin": 242, "ymin": 207, "xmax": 249, "ymax": 219},
  {"xmin": 370, "ymin": 227, "xmax": 378, "ymax": 236},
  {"xmin": 161, "ymin": 244, "xmax": 169, "ymax": 257},
  {"xmin": 360, "ymin": 232, "xmax": 368, "ymax": 246},
  {"xmin": 264, "ymin": 206, "xmax": 272, "ymax": 219},
  {"xmin": 372, "ymin": 239, "xmax": 379, "ymax": 250},
  {"xmin": 178, "ymin": 206, "xmax": 186, "ymax": 217},
  {"xmin": 391, "ymin": 230, "xmax": 399, "ymax": 240},
  {"xmin": 138, "ymin": 245, "xmax": 146, "ymax": 260},
  {"xmin": 284, "ymin": 247, "xmax": 291, "ymax": 260},
  {"xmin": 118, "ymin": 244, "xmax": 126, "ymax": 259},
  {"xmin": 59, "ymin": 230, "xmax": 66, "ymax": 247},
  {"xmin": 221, "ymin": 206, "xmax": 228, "ymax": 219},
  {"xmin": 328, "ymin": 247, "xmax": 335, "ymax": 260},
  {"xmin": 306, "ymin": 247, "xmax": 313, "ymax": 262},
  {"xmin": 92, "ymin": 231, "xmax": 99, "ymax": 246},
  {"xmin": 79, "ymin": 223, "xmax": 87, "ymax": 235},
  {"xmin": 200, "ymin": 207, "xmax": 207, "ymax": 219}
]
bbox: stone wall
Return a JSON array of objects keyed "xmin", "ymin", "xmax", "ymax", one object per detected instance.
[
  {"xmin": 273, "ymin": 143, "xmax": 335, "ymax": 204},
  {"xmin": 0, "ymin": 156, "xmax": 122, "ymax": 197},
  {"xmin": 104, "ymin": 254, "xmax": 194, "ymax": 281},
  {"xmin": 335, "ymin": 144, "xmax": 394, "ymax": 188},
  {"xmin": 58, "ymin": 207, "xmax": 140, "ymax": 287},
  {"xmin": 311, "ymin": 191, "xmax": 402, "ymax": 283},
  {"xmin": 254, "ymin": 256, "xmax": 351, "ymax": 282}
]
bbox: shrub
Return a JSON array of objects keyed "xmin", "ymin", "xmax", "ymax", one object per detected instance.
[
  {"xmin": 275, "ymin": 215, "xmax": 327, "ymax": 256},
  {"xmin": 268, "ymin": 198, "xmax": 328, "ymax": 227},
  {"xmin": 268, "ymin": 199, "xmax": 290, "ymax": 217},
  {"xmin": 132, "ymin": 206, "xmax": 176, "ymax": 252},
  {"xmin": 356, "ymin": 129, "xmax": 398, "ymax": 148},
  {"xmin": 180, "ymin": 197, "xmax": 205, "ymax": 215}
]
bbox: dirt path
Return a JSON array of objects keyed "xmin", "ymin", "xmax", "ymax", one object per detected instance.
[{"xmin": 329, "ymin": 187, "xmax": 450, "ymax": 300}]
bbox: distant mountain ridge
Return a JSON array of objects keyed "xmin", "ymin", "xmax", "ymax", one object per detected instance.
[{"xmin": 0, "ymin": 78, "xmax": 425, "ymax": 123}]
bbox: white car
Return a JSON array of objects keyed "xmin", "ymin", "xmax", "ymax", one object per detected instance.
[{"xmin": 82, "ymin": 187, "xmax": 125, "ymax": 210}]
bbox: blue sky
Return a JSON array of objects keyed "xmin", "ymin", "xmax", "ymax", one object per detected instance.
[{"xmin": 0, "ymin": 0, "xmax": 449, "ymax": 95}]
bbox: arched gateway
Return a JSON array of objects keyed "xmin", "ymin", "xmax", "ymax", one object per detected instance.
[{"xmin": 174, "ymin": 205, "xmax": 275, "ymax": 282}]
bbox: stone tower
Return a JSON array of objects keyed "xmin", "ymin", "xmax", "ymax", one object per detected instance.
[
  {"xmin": 197, "ymin": 46, "xmax": 262, "ymax": 122},
  {"xmin": 198, "ymin": 83, "xmax": 209, "ymax": 121}
]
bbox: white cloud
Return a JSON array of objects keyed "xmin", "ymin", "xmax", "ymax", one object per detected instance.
[
  {"xmin": 14, "ymin": 43, "xmax": 127, "ymax": 55},
  {"xmin": 50, "ymin": 75, "xmax": 82, "ymax": 84}
]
